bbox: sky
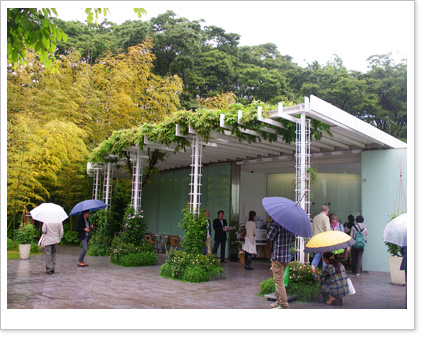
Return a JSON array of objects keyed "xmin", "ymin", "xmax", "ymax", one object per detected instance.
[{"xmin": 48, "ymin": 0, "xmax": 414, "ymax": 73}]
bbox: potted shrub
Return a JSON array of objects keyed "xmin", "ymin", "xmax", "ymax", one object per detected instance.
[
  {"xmin": 15, "ymin": 222, "xmax": 37, "ymax": 259},
  {"xmin": 385, "ymin": 242, "xmax": 405, "ymax": 285}
]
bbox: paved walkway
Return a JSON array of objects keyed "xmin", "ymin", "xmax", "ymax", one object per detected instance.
[{"xmin": 7, "ymin": 246, "xmax": 406, "ymax": 310}]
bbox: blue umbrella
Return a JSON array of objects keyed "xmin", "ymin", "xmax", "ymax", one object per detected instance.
[
  {"xmin": 262, "ymin": 197, "xmax": 312, "ymax": 238},
  {"xmin": 69, "ymin": 199, "xmax": 108, "ymax": 216}
]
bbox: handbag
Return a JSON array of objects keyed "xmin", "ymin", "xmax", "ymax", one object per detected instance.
[
  {"xmin": 38, "ymin": 233, "xmax": 46, "ymax": 247},
  {"xmin": 347, "ymin": 277, "xmax": 356, "ymax": 295}
]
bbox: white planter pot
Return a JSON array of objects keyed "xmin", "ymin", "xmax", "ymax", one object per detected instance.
[
  {"xmin": 388, "ymin": 255, "xmax": 405, "ymax": 285},
  {"xmin": 18, "ymin": 244, "xmax": 31, "ymax": 260}
]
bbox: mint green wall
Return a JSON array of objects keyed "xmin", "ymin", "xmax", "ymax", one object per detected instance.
[
  {"xmin": 142, "ymin": 164, "xmax": 232, "ymax": 257},
  {"xmin": 267, "ymin": 173, "xmax": 361, "ymax": 223},
  {"xmin": 361, "ymin": 149, "xmax": 407, "ymax": 273}
]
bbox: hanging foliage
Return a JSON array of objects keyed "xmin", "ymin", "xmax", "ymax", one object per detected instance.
[{"xmin": 89, "ymin": 100, "xmax": 331, "ymax": 165}]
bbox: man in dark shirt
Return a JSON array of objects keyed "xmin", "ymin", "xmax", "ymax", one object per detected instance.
[
  {"xmin": 212, "ymin": 210, "xmax": 228, "ymax": 263},
  {"xmin": 267, "ymin": 222, "xmax": 296, "ymax": 309}
]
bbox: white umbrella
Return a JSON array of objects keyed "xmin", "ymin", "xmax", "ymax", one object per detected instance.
[
  {"xmin": 383, "ymin": 213, "xmax": 407, "ymax": 247},
  {"xmin": 30, "ymin": 203, "xmax": 68, "ymax": 223}
]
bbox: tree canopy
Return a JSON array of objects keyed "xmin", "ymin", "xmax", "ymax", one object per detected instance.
[{"xmin": 6, "ymin": 8, "xmax": 407, "ymax": 227}]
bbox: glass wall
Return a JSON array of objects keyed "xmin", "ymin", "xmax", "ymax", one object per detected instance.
[
  {"xmin": 142, "ymin": 164, "xmax": 232, "ymax": 243},
  {"xmin": 266, "ymin": 172, "xmax": 361, "ymax": 224}
]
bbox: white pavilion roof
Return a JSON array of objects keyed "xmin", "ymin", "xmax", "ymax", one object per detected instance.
[{"xmin": 91, "ymin": 95, "xmax": 407, "ymax": 176}]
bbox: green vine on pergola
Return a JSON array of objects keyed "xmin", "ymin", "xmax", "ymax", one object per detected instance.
[{"xmin": 89, "ymin": 101, "xmax": 332, "ymax": 168}]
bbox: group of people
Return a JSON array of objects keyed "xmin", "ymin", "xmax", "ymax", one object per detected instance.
[
  {"xmin": 311, "ymin": 205, "xmax": 368, "ymax": 275},
  {"xmin": 203, "ymin": 209, "xmax": 257, "ymax": 270},
  {"xmin": 41, "ymin": 210, "xmax": 94, "ymax": 274}
]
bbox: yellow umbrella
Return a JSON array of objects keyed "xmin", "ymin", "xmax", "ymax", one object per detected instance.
[{"xmin": 304, "ymin": 231, "xmax": 356, "ymax": 253}]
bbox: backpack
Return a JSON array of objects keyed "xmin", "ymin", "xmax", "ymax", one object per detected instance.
[{"xmin": 353, "ymin": 225, "xmax": 365, "ymax": 249}]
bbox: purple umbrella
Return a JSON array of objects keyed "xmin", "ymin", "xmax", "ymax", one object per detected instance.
[
  {"xmin": 69, "ymin": 199, "xmax": 108, "ymax": 216},
  {"xmin": 262, "ymin": 197, "xmax": 312, "ymax": 238}
]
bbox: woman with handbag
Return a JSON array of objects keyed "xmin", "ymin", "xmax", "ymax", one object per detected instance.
[
  {"xmin": 313, "ymin": 252, "xmax": 349, "ymax": 305},
  {"xmin": 41, "ymin": 222, "xmax": 63, "ymax": 275}
]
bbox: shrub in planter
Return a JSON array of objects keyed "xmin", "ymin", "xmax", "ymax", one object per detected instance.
[
  {"xmin": 160, "ymin": 249, "xmax": 224, "ymax": 283},
  {"xmin": 287, "ymin": 261, "xmax": 321, "ymax": 302},
  {"xmin": 15, "ymin": 222, "xmax": 37, "ymax": 244},
  {"xmin": 257, "ymin": 261, "xmax": 321, "ymax": 302}
]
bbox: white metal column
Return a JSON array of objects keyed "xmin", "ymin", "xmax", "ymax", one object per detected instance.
[
  {"xmin": 102, "ymin": 163, "xmax": 112, "ymax": 207},
  {"xmin": 131, "ymin": 149, "xmax": 143, "ymax": 214},
  {"xmin": 189, "ymin": 135, "xmax": 203, "ymax": 214},
  {"xmin": 295, "ymin": 102, "xmax": 311, "ymax": 263},
  {"xmin": 92, "ymin": 167, "xmax": 102, "ymax": 200}
]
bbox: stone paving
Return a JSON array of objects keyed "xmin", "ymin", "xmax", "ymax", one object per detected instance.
[{"xmin": 7, "ymin": 246, "xmax": 406, "ymax": 310}]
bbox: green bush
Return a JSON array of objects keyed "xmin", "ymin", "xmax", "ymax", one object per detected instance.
[
  {"xmin": 15, "ymin": 222, "xmax": 37, "ymax": 244},
  {"xmin": 120, "ymin": 206, "xmax": 148, "ymax": 246},
  {"xmin": 258, "ymin": 261, "xmax": 321, "ymax": 302},
  {"xmin": 286, "ymin": 261, "xmax": 321, "ymax": 302},
  {"xmin": 287, "ymin": 282, "xmax": 321, "ymax": 302},
  {"xmin": 115, "ymin": 252, "xmax": 157, "ymax": 267},
  {"xmin": 87, "ymin": 233, "xmax": 113, "ymax": 256},
  {"xmin": 178, "ymin": 207, "xmax": 207, "ymax": 254},
  {"xmin": 258, "ymin": 278, "xmax": 275, "ymax": 296},
  {"xmin": 160, "ymin": 249, "xmax": 224, "ymax": 283},
  {"xmin": 61, "ymin": 229, "xmax": 79, "ymax": 245},
  {"xmin": 110, "ymin": 235, "xmax": 156, "ymax": 267},
  {"xmin": 7, "ymin": 238, "xmax": 18, "ymax": 251},
  {"xmin": 30, "ymin": 243, "xmax": 41, "ymax": 254}
]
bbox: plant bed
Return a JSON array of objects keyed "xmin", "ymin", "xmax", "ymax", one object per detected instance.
[
  {"xmin": 160, "ymin": 249, "xmax": 224, "ymax": 283},
  {"xmin": 258, "ymin": 261, "xmax": 322, "ymax": 302},
  {"xmin": 110, "ymin": 236, "xmax": 157, "ymax": 267}
]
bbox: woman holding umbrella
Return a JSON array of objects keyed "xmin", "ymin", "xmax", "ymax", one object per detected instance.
[
  {"xmin": 317, "ymin": 252, "xmax": 349, "ymax": 305},
  {"xmin": 75, "ymin": 210, "xmax": 93, "ymax": 267}
]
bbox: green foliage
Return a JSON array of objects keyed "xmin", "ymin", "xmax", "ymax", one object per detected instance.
[
  {"xmin": 110, "ymin": 236, "xmax": 156, "ymax": 267},
  {"xmin": 14, "ymin": 223, "xmax": 37, "ymax": 244},
  {"xmin": 288, "ymin": 261, "xmax": 319, "ymax": 285},
  {"xmin": 258, "ymin": 261, "xmax": 321, "ymax": 302},
  {"xmin": 30, "ymin": 243, "xmax": 41, "ymax": 254},
  {"xmin": 120, "ymin": 206, "xmax": 148, "ymax": 246},
  {"xmin": 178, "ymin": 207, "xmax": 207, "ymax": 254},
  {"xmin": 61, "ymin": 230, "xmax": 79, "ymax": 245},
  {"xmin": 385, "ymin": 242, "xmax": 402, "ymax": 257},
  {"xmin": 287, "ymin": 281, "xmax": 321, "ymax": 302},
  {"xmin": 159, "ymin": 249, "xmax": 224, "ymax": 283},
  {"xmin": 7, "ymin": 238, "xmax": 18, "ymax": 251},
  {"xmin": 286, "ymin": 261, "xmax": 321, "ymax": 302},
  {"xmin": 7, "ymin": 8, "xmax": 68, "ymax": 72},
  {"xmin": 258, "ymin": 277, "xmax": 275, "ymax": 296},
  {"xmin": 384, "ymin": 212, "xmax": 404, "ymax": 256},
  {"xmin": 116, "ymin": 252, "xmax": 157, "ymax": 267}
]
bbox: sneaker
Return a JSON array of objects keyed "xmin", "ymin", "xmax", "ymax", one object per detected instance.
[
  {"xmin": 272, "ymin": 305, "xmax": 288, "ymax": 309},
  {"xmin": 270, "ymin": 302, "xmax": 280, "ymax": 308}
]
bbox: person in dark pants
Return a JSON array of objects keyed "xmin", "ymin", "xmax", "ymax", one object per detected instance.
[
  {"xmin": 212, "ymin": 210, "xmax": 228, "ymax": 263},
  {"xmin": 42, "ymin": 222, "xmax": 63, "ymax": 274},
  {"xmin": 350, "ymin": 215, "xmax": 368, "ymax": 275},
  {"xmin": 243, "ymin": 211, "xmax": 257, "ymax": 270},
  {"xmin": 75, "ymin": 210, "xmax": 93, "ymax": 267}
]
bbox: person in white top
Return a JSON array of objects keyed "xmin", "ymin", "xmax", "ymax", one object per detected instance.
[{"xmin": 243, "ymin": 211, "xmax": 257, "ymax": 270}]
